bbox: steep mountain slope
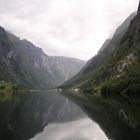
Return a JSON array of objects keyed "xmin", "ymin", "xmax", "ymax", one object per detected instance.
[
  {"xmin": 0, "ymin": 27, "xmax": 85, "ymax": 89},
  {"xmin": 61, "ymin": 12, "xmax": 136, "ymax": 89},
  {"xmin": 60, "ymin": 3, "xmax": 140, "ymax": 137},
  {"xmin": 0, "ymin": 27, "xmax": 17, "ymax": 81},
  {"xmin": 97, "ymin": 3, "xmax": 140, "ymax": 97}
]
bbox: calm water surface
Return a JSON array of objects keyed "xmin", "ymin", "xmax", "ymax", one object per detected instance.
[{"xmin": 0, "ymin": 90, "xmax": 108, "ymax": 140}]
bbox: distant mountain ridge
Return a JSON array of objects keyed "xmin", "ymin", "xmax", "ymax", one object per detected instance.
[{"xmin": 0, "ymin": 27, "xmax": 85, "ymax": 89}]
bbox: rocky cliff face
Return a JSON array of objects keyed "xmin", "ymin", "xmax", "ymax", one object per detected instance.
[
  {"xmin": 0, "ymin": 27, "xmax": 85, "ymax": 89},
  {"xmin": 0, "ymin": 27, "xmax": 17, "ymax": 81}
]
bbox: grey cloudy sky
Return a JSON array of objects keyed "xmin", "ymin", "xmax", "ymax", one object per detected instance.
[{"xmin": 0, "ymin": 0, "xmax": 139, "ymax": 60}]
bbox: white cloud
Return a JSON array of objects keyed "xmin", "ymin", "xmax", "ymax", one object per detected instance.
[{"xmin": 0, "ymin": 0, "xmax": 139, "ymax": 60}]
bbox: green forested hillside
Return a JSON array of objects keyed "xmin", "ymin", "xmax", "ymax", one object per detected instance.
[
  {"xmin": 61, "ymin": 13, "xmax": 136, "ymax": 90},
  {"xmin": 84, "ymin": 6, "xmax": 140, "ymax": 97},
  {"xmin": 61, "ymin": 3, "xmax": 140, "ymax": 98}
]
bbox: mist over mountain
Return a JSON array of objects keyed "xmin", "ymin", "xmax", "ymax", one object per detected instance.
[{"xmin": 0, "ymin": 27, "xmax": 85, "ymax": 89}]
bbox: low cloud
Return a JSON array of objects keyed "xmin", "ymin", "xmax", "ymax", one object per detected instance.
[{"xmin": 0, "ymin": 0, "xmax": 139, "ymax": 60}]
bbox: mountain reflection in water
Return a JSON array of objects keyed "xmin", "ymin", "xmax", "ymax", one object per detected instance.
[{"xmin": 0, "ymin": 90, "xmax": 108, "ymax": 140}]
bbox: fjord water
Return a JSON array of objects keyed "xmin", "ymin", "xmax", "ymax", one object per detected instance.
[{"xmin": 0, "ymin": 90, "xmax": 108, "ymax": 140}]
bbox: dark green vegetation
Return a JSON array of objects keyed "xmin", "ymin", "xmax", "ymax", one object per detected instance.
[
  {"xmin": 60, "ymin": 2, "xmax": 140, "ymax": 140},
  {"xmin": 60, "ymin": 12, "xmax": 136, "ymax": 90},
  {"xmin": 61, "ymin": 4, "xmax": 140, "ymax": 98},
  {"xmin": 0, "ymin": 81, "xmax": 23, "ymax": 90},
  {"xmin": 61, "ymin": 2, "xmax": 140, "ymax": 109},
  {"xmin": 0, "ymin": 27, "xmax": 85, "ymax": 89}
]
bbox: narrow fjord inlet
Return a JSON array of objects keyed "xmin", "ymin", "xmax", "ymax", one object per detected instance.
[{"xmin": 0, "ymin": 0, "xmax": 140, "ymax": 140}]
